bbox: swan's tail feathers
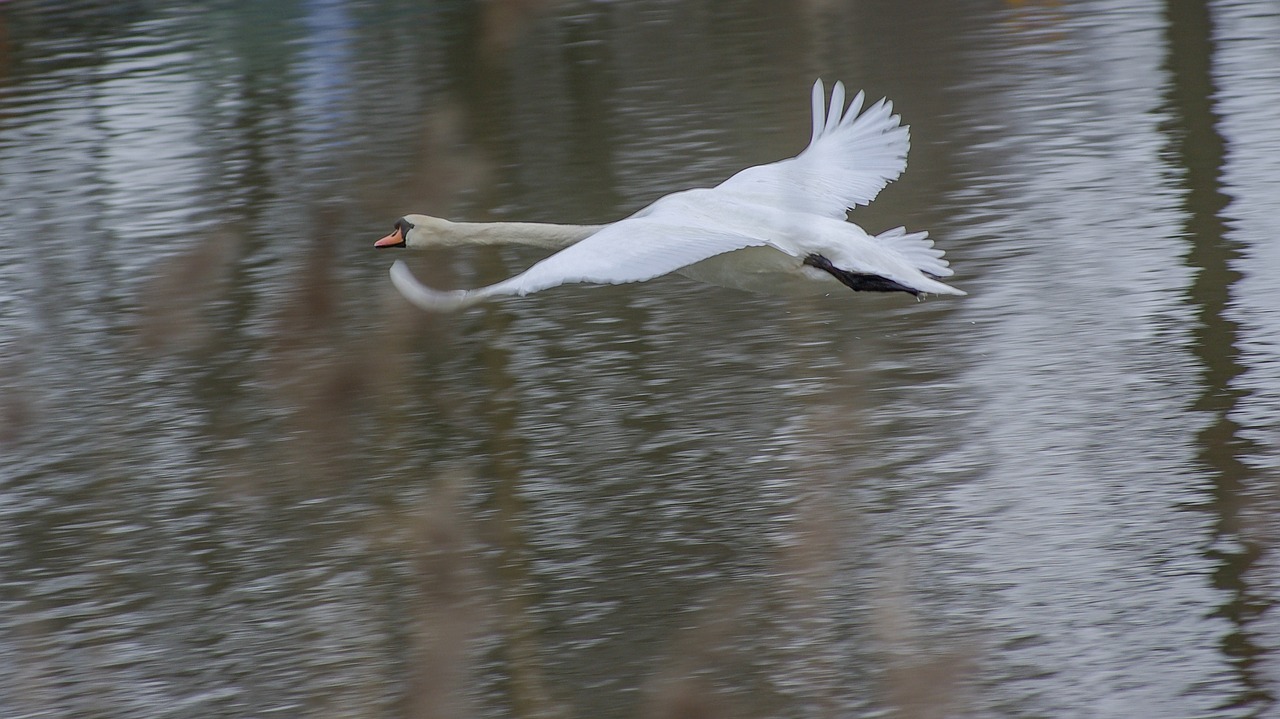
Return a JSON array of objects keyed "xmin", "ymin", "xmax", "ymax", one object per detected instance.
[
  {"xmin": 875, "ymin": 226, "xmax": 951, "ymax": 277},
  {"xmin": 389, "ymin": 260, "xmax": 487, "ymax": 311},
  {"xmin": 874, "ymin": 227, "xmax": 967, "ymax": 296}
]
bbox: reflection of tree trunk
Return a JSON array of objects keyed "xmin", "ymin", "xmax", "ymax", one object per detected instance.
[
  {"xmin": 189, "ymin": 63, "xmax": 284, "ymax": 441},
  {"xmin": 409, "ymin": 478, "xmax": 479, "ymax": 719},
  {"xmin": 1163, "ymin": 0, "xmax": 1271, "ymax": 712},
  {"xmin": 441, "ymin": 8, "xmax": 565, "ymax": 708},
  {"xmin": 562, "ymin": 12, "xmax": 622, "ymax": 219},
  {"xmin": 476, "ymin": 309, "xmax": 563, "ymax": 719}
]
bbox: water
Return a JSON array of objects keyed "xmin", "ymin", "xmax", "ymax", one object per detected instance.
[{"xmin": 2, "ymin": 1, "xmax": 1279, "ymax": 717}]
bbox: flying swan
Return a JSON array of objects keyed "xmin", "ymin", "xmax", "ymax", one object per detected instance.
[{"xmin": 376, "ymin": 80, "xmax": 963, "ymax": 311}]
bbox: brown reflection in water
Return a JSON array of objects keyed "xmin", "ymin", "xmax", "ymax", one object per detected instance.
[
  {"xmin": 1164, "ymin": 0, "xmax": 1272, "ymax": 713},
  {"xmin": 473, "ymin": 302, "xmax": 567, "ymax": 718},
  {"xmin": 405, "ymin": 476, "xmax": 484, "ymax": 719},
  {"xmin": 135, "ymin": 231, "xmax": 242, "ymax": 353}
]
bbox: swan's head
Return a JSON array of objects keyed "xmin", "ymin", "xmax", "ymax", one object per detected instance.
[{"xmin": 373, "ymin": 214, "xmax": 451, "ymax": 249}]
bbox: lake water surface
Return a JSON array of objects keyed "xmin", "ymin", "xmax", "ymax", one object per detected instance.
[{"xmin": 3, "ymin": 1, "xmax": 1280, "ymax": 717}]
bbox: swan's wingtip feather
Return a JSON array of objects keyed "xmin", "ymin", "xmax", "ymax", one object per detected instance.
[
  {"xmin": 848, "ymin": 88, "xmax": 866, "ymax": 116},
  {"xmin": 810, "ymin": 79, "xmax": 826, "ymax": 145},
  {"xmin": 389, "ymin": 259, "xmax": 472, "ymax": 312},
  {"xmin": 826, "ymin": 81, "xmax": 845, "ymax": 132}
]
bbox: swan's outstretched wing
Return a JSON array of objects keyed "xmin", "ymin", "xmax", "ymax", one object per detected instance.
[
  {"xmin": 714, "ymin": 79, "xmax": 909, "ymax": 218},
  {"xmin": 389, "ymin": 214, "xmax": 774, "ymax": 311}
]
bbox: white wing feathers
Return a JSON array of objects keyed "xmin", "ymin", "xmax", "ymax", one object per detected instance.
[
  {"xmin": 718, "ymin": 79, "xmax": 909, "ymax": 218},
  {"xmin": 482, "ymin": 217, "xmax": 771, "ymax": 294},
  {"xmin": 390, "ymin": 261, "xmax": 471, "ymax": 311},
  {"xmin": 806, "ymin": 78, "xmax": 910, "ymax": 209}
]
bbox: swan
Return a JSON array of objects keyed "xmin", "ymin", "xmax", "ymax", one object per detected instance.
[{"xmin": 376, "ymin": 80, "xmax": 964, "ymax": 311}]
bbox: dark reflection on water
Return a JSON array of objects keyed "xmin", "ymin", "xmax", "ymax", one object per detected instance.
[
  {"xmin": 3, "ymin": 0, "xmax": 1280, "ymax": 717},
  {"xmin": 1163, "ymin": 0, "xmax": 1271, "ymax": 714}
]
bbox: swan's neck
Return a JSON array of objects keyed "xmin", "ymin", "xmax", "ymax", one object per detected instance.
[{"xmin": 444, "ymin": 220, "xmax": 605, "ymax": 249}]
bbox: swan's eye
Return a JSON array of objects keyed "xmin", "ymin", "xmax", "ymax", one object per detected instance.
[{"xmin": 397, "ymin": 218, "xmax": 415, "ymax": 233}]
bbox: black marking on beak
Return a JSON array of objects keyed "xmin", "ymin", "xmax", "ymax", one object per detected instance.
[{"xmin": 377, "ymin": 218, "xmax": 413, "ymax": 249}]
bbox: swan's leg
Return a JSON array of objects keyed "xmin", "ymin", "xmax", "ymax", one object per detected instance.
[{"xmin": 803, "ymin": 254, "xmax": 921, "ymax": 296}]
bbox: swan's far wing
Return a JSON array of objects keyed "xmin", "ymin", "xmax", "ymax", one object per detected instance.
[
  {"xmin": 388, "ymin": 216, "xmax": 771, "ymax": 311},
  {"xmin": 715, "ymin": 79, "xmax": 909, "ymax": 218}
]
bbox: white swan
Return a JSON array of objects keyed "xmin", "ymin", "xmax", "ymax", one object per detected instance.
[{"xmin": 376, "ymin": 80, "xmax": 964, "ymax": 311}]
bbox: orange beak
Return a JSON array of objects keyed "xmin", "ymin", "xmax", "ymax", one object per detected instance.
[{"xmin": 374, "ymin": 227, "xmax": 406, "ymax": 248}]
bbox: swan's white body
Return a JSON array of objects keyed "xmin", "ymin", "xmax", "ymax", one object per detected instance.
[{"xmin": 379, "ymin": 80, "xmax": 963, "ymax": 311}]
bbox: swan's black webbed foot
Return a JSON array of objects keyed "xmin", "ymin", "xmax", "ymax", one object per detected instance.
[{"xmin": 803, "ymin": 253, "xmax": 921, "ymax": 296}]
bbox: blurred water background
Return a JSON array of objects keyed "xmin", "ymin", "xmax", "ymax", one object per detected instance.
[{"xmin": 2, "ymin": 0, "xmax": 1280, "ymax": 717}]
